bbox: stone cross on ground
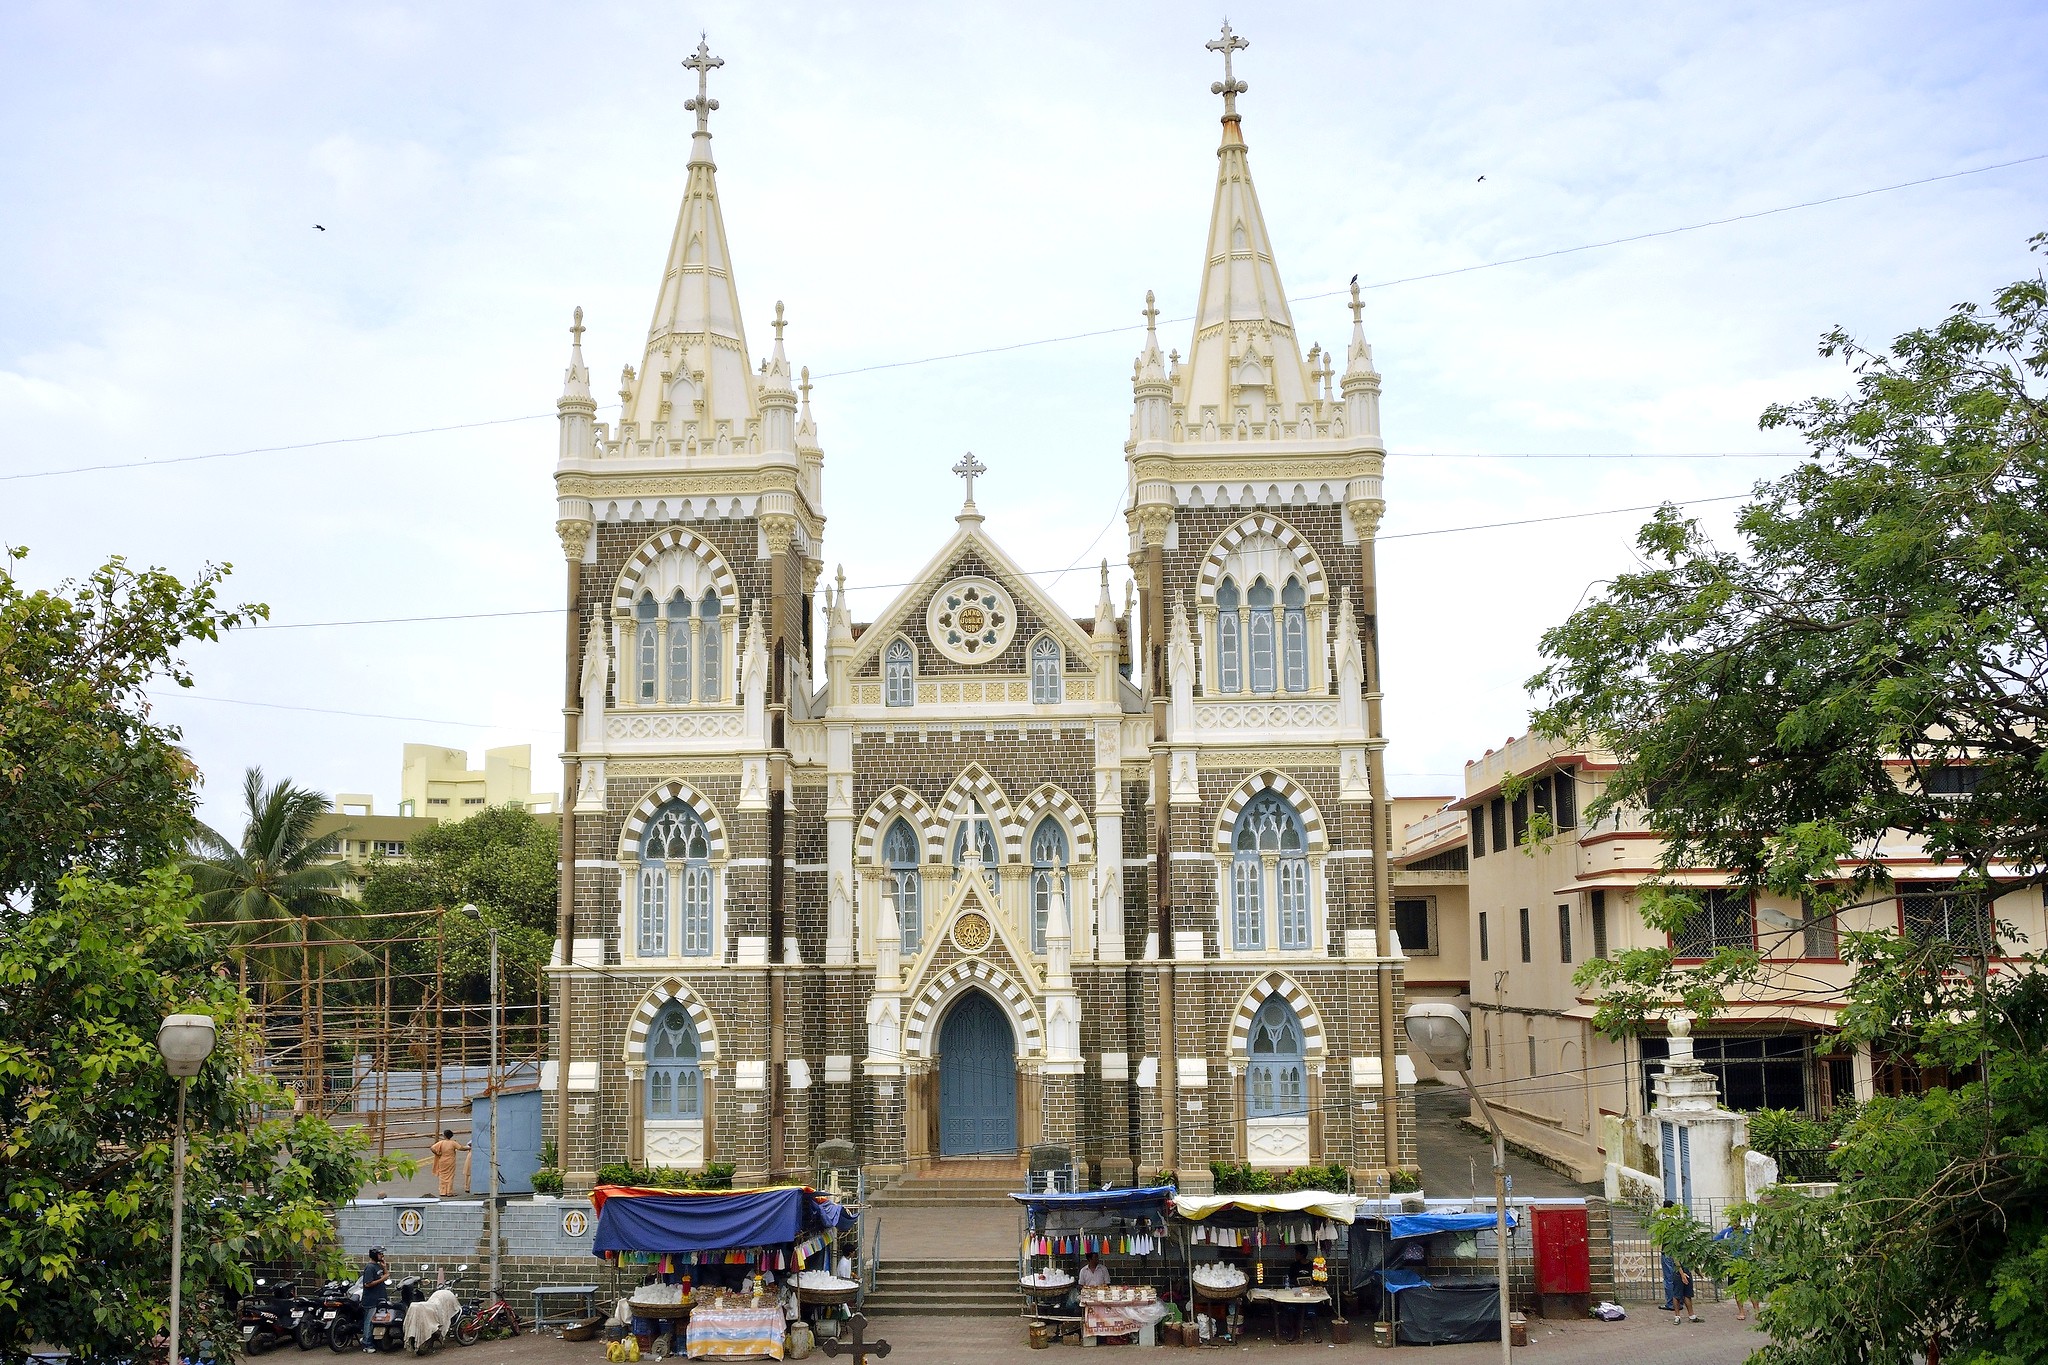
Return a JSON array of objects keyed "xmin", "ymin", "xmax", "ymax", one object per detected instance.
[
  {"xmin": 952, "ymin": 451, "xmax": 987, "ymax": 504},
  {"xmin": 1206, "ymin": 20, "xmax": 1249, "ymax": 117},
  {"xmin": 819, "ymin": 1312, "xmax": 890, "ymax": 1363},
  {"xmin": 684, "ymin": 35, "xmax": 723, "ymax": 134}
]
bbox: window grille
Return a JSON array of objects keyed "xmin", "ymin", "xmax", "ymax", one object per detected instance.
[
  {"xmin": 1901, "ymin": 884, "xmax": 1991, "ymax": 954},
  {"xmin": 1469, "ymin": 807, "xmax": 1486, "ymax": 858},
  {"xmin": 1553, "ymin": 766, "xmax": 1577, "ymax": 829},
  {"xmin": 1672, "ymin": 889, "xmax": 1754, "ymax": 957},
  {"xmin": 1393, "ymin": 897, "xmax": 1435, "ymax": 954},
  {"xmin": 883, "ymin": 819, "xmax": 922, "ymax": 952},
  {"xmin": 1246, "ymin": 996, "xmax": 1307, "ymax": 1117},
  {"xmin": 666, "ymin": 591, "xmax": 691, "ymax": 703},
  {"xmin": 697, "ymin": 590, "xmax": 723, "ymax": 701},
  {"xmin": 636, "ymin": 593, "xmax": 659, "ymax": 702},
  {"xmin": 1479, "ymin": 910, "xmax": 1489, "ymax": 961},
  {"xmin": 1590, "ymin": 890, "xmax": 1609, "ymax": 960},
  {"xmin": 645, "ymin": 1006, "xmax": 702, "ymax": 1119},
  {"xmin": 1030, "ymin": 818, "xmax": 1068, "ymax": 953},
  {"xmin": 1558, "ymin": 903, "xmax": 1573, "ymax": 963},
  {"xmin": 641, "ymin": 801, "xmax": 714, "ymax": 957},
  {"xmin": 1247, "ymin": 579, "xmax": 1276, "ymax": 692},
  {"xmin": 1281, "ymin": 577, "xmax": 1308, "ymax": 692},
  {"xmin": 1519, "ymin": 906, "xmax": 1532, "ymax": 963}
]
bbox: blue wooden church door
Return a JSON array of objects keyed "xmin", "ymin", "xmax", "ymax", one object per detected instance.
[{"xmin": 938, "ymin": 992, "xmax": 1017, "ymax": 1156}]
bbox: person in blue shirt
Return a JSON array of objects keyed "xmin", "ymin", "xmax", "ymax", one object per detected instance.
[
  {"xmin": 360, "ymin": 1248, "xmax": 389, "ymax": 1351},
  {"xmin": 1714, "ymin": 1221, "xmax": 1756, "ymax": 1322}
]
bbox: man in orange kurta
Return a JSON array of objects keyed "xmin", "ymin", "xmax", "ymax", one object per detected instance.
[{"xmin": 430, "ymin": 1129, "xmax": 471, "ymax": 1197}]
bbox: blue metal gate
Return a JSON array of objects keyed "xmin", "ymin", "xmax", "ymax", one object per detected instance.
[{"xmin": 938, "ymin": 992, "xmax": 1016, "ymax": 1156}]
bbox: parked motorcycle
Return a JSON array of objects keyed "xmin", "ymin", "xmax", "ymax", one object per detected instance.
[
  {"xmin": 302, "ymin": 1279, "xmax": 350, "ymax": 1351},
  {"xmin": 239, "ymin": 1278, "xmax": 298, "ymax": 1356},
  {"xmin": 324, "ymin": 1279, "xmax": 365, "ymax": 1353}
]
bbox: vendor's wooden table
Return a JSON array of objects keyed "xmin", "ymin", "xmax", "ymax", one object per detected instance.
[
  {"xmin": 1247, "ymin": 1286, "xmax": 1330, "ymax": 1344},
  {"xmin": 684, "ymin": 1302, "xmax": 787, "ymax": 1360}
]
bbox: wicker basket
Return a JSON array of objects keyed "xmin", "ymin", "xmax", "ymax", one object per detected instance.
[
  {"xmin": 795, "ymin": 1285, "xmax": 860, "ymax": 1308},
  {"xmin": 627, "ymin": 1302, "xmax": 693, "ymax": 1323},
  {"xmin": 1020, "ymin": 1282, "xmax": 1073, "ymax": 1305},
  {"xmin": 1191, "ymin": 1281, "xmax": 1249, "ymax": 1304},
  {"xmin": 559, "ymin": 1315, "xmax": 606, "ymax": 1342}
]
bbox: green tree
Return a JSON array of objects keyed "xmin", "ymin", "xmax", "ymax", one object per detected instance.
[
  {"xmin": 184, "ymin": 766, "xmax": 361, "ymax": 983},
  {"xmin": 359, "ymin": 803, "xmax": 558, "ymax": 1023},
  {"xmin": 0, "ymin": 547, "xmax": 264, "ymax": 908},
  {"xmin": 0, "ymin": 866, "xmax": 388, "ymax": 1361},
  {"xmin": 1530, "ymin": 239, "xmax": 2048, "ymax": 1362}
]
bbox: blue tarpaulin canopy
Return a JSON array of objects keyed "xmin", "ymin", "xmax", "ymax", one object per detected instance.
[
  {"xmin": 1008, "ymin": 1186, "xmax": 1175, "ymax": 1213},
  {"xmin": 590, "ymin": 1186, "xmax": 833, "ymax": 1255},
  {"xmin": 1384, "ymin": 1210, "xmax": 1516, "ymax": 1240}
]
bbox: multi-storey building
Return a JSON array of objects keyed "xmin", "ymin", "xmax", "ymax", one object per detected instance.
[
  {"xmin": 1461, "ymin": 732, "xmax": 2047, "ymax": 1180},
  {"xmin": 541, "ymin": 29, "xmax": 1416, "ymax": 1190}
]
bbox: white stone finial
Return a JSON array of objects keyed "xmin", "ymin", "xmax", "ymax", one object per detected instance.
[
  {"xmin": 1349, "ymin": 277, "xmax": 1365, "ymax": 327},
  {"xmin": 1142, "ymin": 289, "xmax": 1159, "ymax": 336},
  {"xmin": 772, "ymin": 300, "xmax": 786, "ymax": 343},
  {"xmin": 570, "ymin": 305, "xmax": 585, "ymax": 347},
  {"xmin": 1206, "ymin": 20, "xmax": 1249, "ymax": 120},
  {"xmin": 683, "ymin": 34, "xmax": 724, "ymax": 136}
]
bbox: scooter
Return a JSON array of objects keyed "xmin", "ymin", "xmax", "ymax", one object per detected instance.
[
  {"xmin": 324, "ymin": 1280, "xmax": 365, "ymax": 1353},
  {"xmin": 364, "ymin": 1274, "xmax": 426, "ymax": 1353},
  {"xmin": 239, "ymin": 1278, "xmax": 298, "ymax": 1356}
]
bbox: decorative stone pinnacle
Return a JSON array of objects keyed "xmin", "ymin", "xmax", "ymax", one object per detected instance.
[
  {"xmin": 1142, "ymin": 290, "xmax": 1159, "ymax": 333},
  {"xmin": 1206, "ymin": 19, "xmax": 1249, "ymax": 119},
  {"xmin": 951, "ymin": 450, "xmax": 987, "ymax": 505},
  {"xmin": 570, "ymin": 305, "xmax": 585, "ymax": 346},
  {"xmin": 1349, "ymin": 278, "xmax": 1365, "ymax": 326},
  {"xmin": 773, "ymin": 300, "xmax": 786, "ymax": 342},
  {"xmin": 799, "ymin": 366, "xmax": 812, "ymax": 405},
  {"xmin": 683, "ymin": 34, "xmax": 724, "ymax": 135}
]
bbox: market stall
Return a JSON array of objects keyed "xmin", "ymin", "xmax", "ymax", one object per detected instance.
[
  {"xmin": 1347, "ymin": 1206, "xmax": 1517, "ymax": 1346},
  {"xmin": 1010, "ymin": 1187, "xmax": 1175, "ymax": 1345},
  {"xmin": 1170, "ymin": 1191, "xmax": 1357, "ymax": 1345},
  {"xmin": 591, "ymin": 1185, "xmax": 856, "ymax": 1360}
]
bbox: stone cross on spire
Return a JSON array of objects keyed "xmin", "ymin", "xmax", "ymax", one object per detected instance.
[
  {"xmin": 1142, "ymin": 290, "xmax": 1159, "ymax": 333},
  {"xmin": 683, "ymin": 34, "xmax": 723, "ymax": 135},
  {"xmin": 1206, "ymin": 19, "xmax": 1248, "ymax": 119},
  {"xmin": 570, "ymin": 305, "xmax": 585, "ymax": 346},
  {"xmin": 772, "ymin": 300, "xmax": 787, "ymax": 343},
  {"xmin": 1349, "ymin": 277, "xmax": 1365, "ymax": 326},
  {"xmin": 952, "ymin": 451, "xmax": 987, "ymax": 504}
]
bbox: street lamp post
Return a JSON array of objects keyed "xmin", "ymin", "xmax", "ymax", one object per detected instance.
[
  {"xmin": 1405, "ymin": 1003, "xmax": 1512, "ymax": 1364},
  {"xmin": 461, "ymin": 905, "xmax": 501, "ymax": 1294},
  {"xmin": 158, "ymin": 1014, "xmax": 218, "ymax": 1365}
]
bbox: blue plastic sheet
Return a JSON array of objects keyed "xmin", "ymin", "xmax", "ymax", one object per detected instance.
[
  {"xmin": 592, "ymin": 1187, "xmax": 816, "ymax": 1254},
  {"xmin": 1385, "ymin": 1210, "xmax": 1517, "ymax": 1239},
  {"xmin": 1008, "ymin": 1186, "xmax": 1175, "ymax": 1213},
  {"xmin": 1380, "ymin": 1270, "xmax": 1431, "ymax": 1294}
]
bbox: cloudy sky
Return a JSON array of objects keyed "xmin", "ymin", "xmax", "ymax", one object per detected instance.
[{"xmin": 3, "ymin": 1, "xmax": 2044, "ymax": 836}]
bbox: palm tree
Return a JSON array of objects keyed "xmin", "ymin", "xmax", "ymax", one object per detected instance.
[{"xmin": 185, "ymin": 766, "xmax": 362, "ymax": 985}]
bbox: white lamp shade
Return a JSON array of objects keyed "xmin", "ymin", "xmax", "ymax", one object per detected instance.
[
  {"xmin": 158, "ymin": 1013, "xmax": 218, "ymax": 1078},
  {"xmin": 1403, "ymin": 1002, "xmax": 1472, "ymax": 1070}
]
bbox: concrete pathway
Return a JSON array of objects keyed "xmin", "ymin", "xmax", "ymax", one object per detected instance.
[{"xmin": 1412, "ymin": 1082, "xmax": 1596, "ymax": 1201}]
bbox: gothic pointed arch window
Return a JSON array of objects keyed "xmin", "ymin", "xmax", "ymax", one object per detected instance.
[
  {"xmin": 1246, "ymin": 995, "xmax": 1307, "ymax": 1117},
  {"xmin": 1247, "ymin": 579, "xmax": 1277, "ymax": 693},
  {"xmin": 1031, "ymin": 638, "xmax": 1062, "ymax": 705},
  {"xmin": 952, "ymin": 808, "xmax": 1002, "ymax": 894},
  {"xmin": 697, "ymin": 589, "xmax": 723, "ymax": 702},
  {"xmin": 1281, "ymin": 577, "xmax": 1308, "ymax": 693},
  {"xmin": 666, "ymin": 591, "xmax": 692, "ymax": 703},
  {"xmin": 641, "ymin": 801, "xmax": 713, "ymax": 957},
  {"xmin": 1029, "ymin": 817, "xmax": 1069, "ymax": 954},
  {"xmin": 635, "ymin": 593, "xmax": 659, "ymax": 702},
  {"xmin": 645, "ymin": 1004, "xmax": 704, "ymax": 1119},
  {"xmin": 1216, "ymin": 578, "xmax": 1243, "ymax": 694},
  {"xmin": 1233, "ymin": 791, "xmax": 1311, "ymax": 951},
  {"xmin": 883, "ymin": 818, "xmax": 922, "ymax": 953},
  {"xmin": 884, "ymin": 639, "xmax": 914, "ymax": 708}
]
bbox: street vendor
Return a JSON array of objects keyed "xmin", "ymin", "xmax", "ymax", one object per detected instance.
[{"xmin": 1077, "ymin": 1251, "xmax": 1110, "ymax": 1288}]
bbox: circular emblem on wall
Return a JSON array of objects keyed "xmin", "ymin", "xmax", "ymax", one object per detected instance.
[
  {"xmin": 561, "ymin": 1209, "xmax": 589, "ymax": 1238},
  {"xmin": 952, "ymin": 911, "xmax": 994, "ymax": 954},
  {"xmin": 926, "ymin": 577, "xmax": 1015, "ymax": 665},
  {"xmin": 396, "ymin": 1209, "xmax": 423, "ymax": 1237}
]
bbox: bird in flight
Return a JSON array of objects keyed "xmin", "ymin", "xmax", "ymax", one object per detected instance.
[
  {"xmin": 313, "ymin": 224, "xmax": 325, "ymax": 231},
  {"xmin": 1476, "ymin": 175, "xmax": 1486, "ymax": 182}
]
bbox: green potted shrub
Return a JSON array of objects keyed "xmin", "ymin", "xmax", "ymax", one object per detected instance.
[{"xmin": 530, "ymin": 1166, "xmax": 565, "ymax": 1197}]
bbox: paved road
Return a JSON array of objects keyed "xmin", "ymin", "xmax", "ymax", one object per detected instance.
[
  {"xmin": 1412, "ymin": 1082, "xmax": 1597, "ymax": 1201},
  {"xmin": 462, "ymin": 1307, "xmax": 1763, "ymax": 1363}
]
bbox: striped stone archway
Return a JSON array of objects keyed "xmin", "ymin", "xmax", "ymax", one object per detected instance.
[
  {"xmin": 1212, "ymin": 770, "xmax": 1328, "ymax": 854},
  {"xmin": 1226, "ymin": 971, "xmax": 1328, "ymax": 1059},
  {"xmin": 618, "ymin": 781, "xmax": 728, "ymax": 860},
  {"xmin": 904, "ymin": 960, "xmax": 1043, "ymax": 1060},
  {"xmin": 1195, "ymin": 512, "xmax": 1329, "ymax": 604},
  {"xmin": 612, "ymin": 527, "xmax": 738, "ymax": 613}
]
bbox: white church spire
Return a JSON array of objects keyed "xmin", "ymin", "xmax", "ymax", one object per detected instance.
[
  {"xmin": 623, "ymin": 35, "xmax": 759, "ymax": 440},
  {"xmin": 1178, "ymin": 21, "xmax": 1316, "ymax": 433}
]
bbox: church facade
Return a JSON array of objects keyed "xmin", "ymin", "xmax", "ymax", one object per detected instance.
[{"xmin": 543, "ymin": 29, "xmax": 1415, "ymax": 1193}]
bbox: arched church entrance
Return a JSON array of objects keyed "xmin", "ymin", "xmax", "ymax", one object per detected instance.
[{"xmin": 937, "ymin": 990, "xmax": 1017, "ymax": 1156}]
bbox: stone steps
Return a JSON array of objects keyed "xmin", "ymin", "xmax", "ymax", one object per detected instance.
[
  {"xmin": 866, "ymin": 1177, "xmax": 1024, "ymax": 1209},
  {"xmin": 866, "ymin": 1258, "xmax": 1022, "ymax": 1317}
]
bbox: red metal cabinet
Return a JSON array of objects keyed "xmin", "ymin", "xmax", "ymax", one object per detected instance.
[{"xmin": 1532, "ymin": 1206, "xmax": 1590, "ymax": 1294}]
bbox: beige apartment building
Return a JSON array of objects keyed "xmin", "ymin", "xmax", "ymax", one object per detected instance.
[
  {"xmin": 310, "ymin": 745, "xmax": 559, "ymax": 891},
  {"xmin": 1459, "ymin": 732, "xmax": 2046, "ymax": 1180},
  {"xmin": 1392, "ymin": 797, "xmax": 1470, "ymax": 1083}
]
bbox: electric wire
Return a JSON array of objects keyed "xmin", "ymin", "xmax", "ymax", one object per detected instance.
[{"xmin": 5, "ymin": 152, "xmax": 2037, "ymax": 486}]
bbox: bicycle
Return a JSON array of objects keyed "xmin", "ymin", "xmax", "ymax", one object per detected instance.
[{"xmin": 453, "ymin": 1284, "xmax": 520, "ymax": 1345}]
